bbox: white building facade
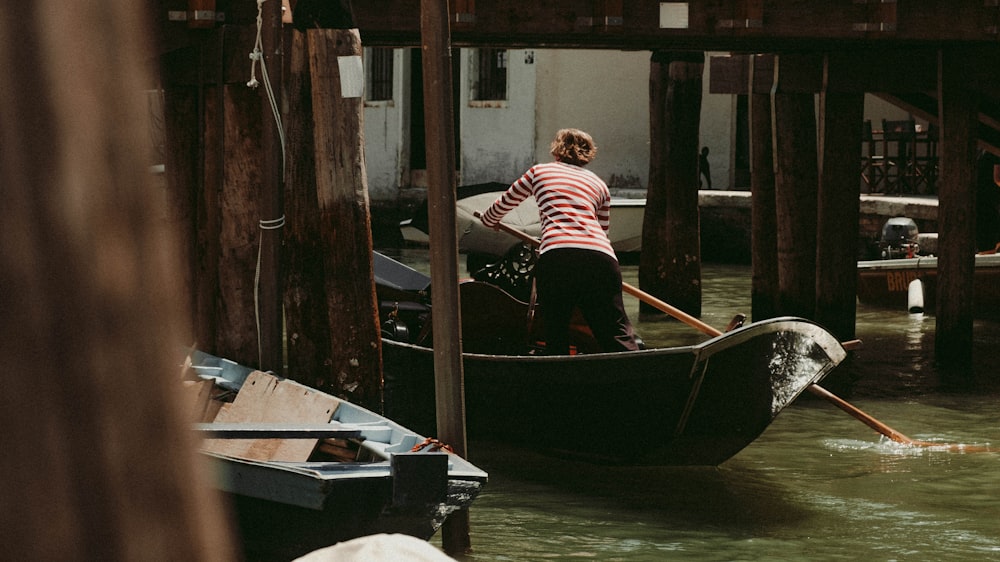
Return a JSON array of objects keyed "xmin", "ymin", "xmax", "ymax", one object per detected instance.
[{"xmin": 361, "ymin": 47, "xmax": 913, "ymax": 201}]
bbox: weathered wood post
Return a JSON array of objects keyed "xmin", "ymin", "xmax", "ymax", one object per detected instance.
[
  {"xmin": 421, "ymin": 0, "xmax": 472, "ymax": 553},
  {"xmin": 257, "ymin": 0, "xmax": 287, "ymax": 371},
  {"xmin": 302, "ymin": 26, "xmax": 383, "ymax": 410},
  {"xmin": 935, "ymin": 47, "xmax": 979, "ymax": 369},
  {"xmin": 284, "ymin": 29, "xmax": 332, "ymax": 386},
  {"xmin": 162, "ymin": 26, "xmax": 268, "ymax": 369},
  {"xmin": 772, "ymin": 54, "xmax": 820, "ymax": 319},
  {"xmin": 815, "ymin": 53, "xmax": 863, "ymax": 342},
  {"xmin": 0, "ymin": 1, "xmax": 235, "ymax": 559},
  {"xmin": 749, "ymin": 54, "xmax": 780, "ymax": 321},
  {"xmin": 640, "ymin": 51, "xmax": 705, "ymax": 317}
]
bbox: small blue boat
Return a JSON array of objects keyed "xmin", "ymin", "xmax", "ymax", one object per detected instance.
[{"xmin": 183, "ymin": 350, "xmax": 487, "ymax": 561}]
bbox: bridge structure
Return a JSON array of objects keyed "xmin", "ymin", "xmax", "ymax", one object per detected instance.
[{"xmin": 157, "ymin": 0, "xmax": 996, "ymax": 378}]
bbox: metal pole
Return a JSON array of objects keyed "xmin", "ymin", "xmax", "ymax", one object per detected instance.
[{"xmin": 420, "ymin": 0, "xmax": 472, "ymax": 554}]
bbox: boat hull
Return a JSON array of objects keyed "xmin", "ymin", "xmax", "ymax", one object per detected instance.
[
  {"xmin": 208, "ymin": 455, "xmax": 482, "ymax": 561},
  {"xmin": 856, "ymin": 253, "xmax": 1000, "ymax": 320},
  {"xmin": 384, "ymin": 317, "xmax": 846, "ymax": 466}
]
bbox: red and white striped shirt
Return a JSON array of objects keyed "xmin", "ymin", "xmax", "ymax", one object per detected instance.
[{"xmin": 481, "ymin": 161, "xmax": 616, "ymax": 259}]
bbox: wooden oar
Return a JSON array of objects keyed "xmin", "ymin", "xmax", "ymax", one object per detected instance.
[{"xmin": 476, "ymin": 212, "xmax": 994, "ymax": 452}]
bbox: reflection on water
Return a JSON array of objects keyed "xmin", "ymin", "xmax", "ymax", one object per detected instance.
[{"xmin": 381, "ymin": 249, "xmax": 1000, "ymax": 561}]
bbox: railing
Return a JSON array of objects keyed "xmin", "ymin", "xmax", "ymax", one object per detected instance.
[{"xmin": 862, "ymin": 119, "xmax": 938, "ymax": 196}]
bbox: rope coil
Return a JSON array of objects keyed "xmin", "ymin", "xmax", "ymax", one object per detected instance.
[{"xmin": 259, "ymin": 215, "xmax": 286, "ymax": 230}]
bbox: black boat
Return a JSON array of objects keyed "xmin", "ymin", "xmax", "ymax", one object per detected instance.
[{"xmin": 374, "ymin": 253, "xmax": 848, "ymax": 466}]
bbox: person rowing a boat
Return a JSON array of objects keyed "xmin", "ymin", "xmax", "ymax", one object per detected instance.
[{"xmin": 479, "ymin": 128, "xmax": 640, "ymax": 355}]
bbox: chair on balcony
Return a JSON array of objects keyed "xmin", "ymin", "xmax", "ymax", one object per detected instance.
[
  {"xmin": 912, "ymin": 122, "xmax": 939, "ymax": 194},
  {"xmin": 882, "ymin": 119, "xmax": 917, "ymax": 195},
  {"xmin": 861, "ymin": 120, "xmax": 889, "ymax": 193}
]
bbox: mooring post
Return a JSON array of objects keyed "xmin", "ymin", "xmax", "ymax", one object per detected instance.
[
  {"xmin": 935, "ymin": 47, "xmax": 979, "ymax": 370},
  {"xmin": 420, "ymin": 0, "xmax": 472, "ymax": 554},
  {"xmin": 749, "ymin": 54, "xmax": 780, "ymax": 321},
  {"xmin": 258, "ymin": 0, "xmax": 286, "ymax": 372},
  {"xmin": 772, "ymin": 53, "xmax": 820, "ymax": 319},
  {"xmin": 640, "ymin": 50, "xmax": 705, "ymax": 317},
  {"xmin": 815, "ymin": 53, "xmax": 863, "ymax": 342}
]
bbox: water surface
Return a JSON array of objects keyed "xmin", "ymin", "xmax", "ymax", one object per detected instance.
[{"xmin": 384, "ymin": 249, "xmax": 1000, "ymax": 561}]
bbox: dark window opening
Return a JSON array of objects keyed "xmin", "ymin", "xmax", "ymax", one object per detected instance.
[
  {"xmin": 366, "ymin": 48, "xmax": 394, "ymax": 102},
  {"xmin": 475, "ymin": 49, "xmax": 507, "ymax": 101}
]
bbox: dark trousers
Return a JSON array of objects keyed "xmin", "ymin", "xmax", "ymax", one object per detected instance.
[{"xmin": 534, "ymin": 248, "xmax": 639, "ymax": 355}]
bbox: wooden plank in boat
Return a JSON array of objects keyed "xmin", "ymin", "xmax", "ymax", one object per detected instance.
[
  {"xmin": 202, "ymin": 371, "xmax": 340, "ymax": 462},
  {"xmin": 181, "ymin": 379, "xmax": 223, "ymax": 423}
]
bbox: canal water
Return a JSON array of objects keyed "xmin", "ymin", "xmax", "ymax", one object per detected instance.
[{"xmin": 380, "ymin": 249, "xmax": 1000, "ymax": 561}]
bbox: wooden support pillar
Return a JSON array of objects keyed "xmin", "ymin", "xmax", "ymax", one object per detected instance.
[
  {"xmin": 161, "ymin": 26, "xmax": 269, "ymax": 369},
  {"xmin": 284, "ymin": 31, "xmax": 332, "ymax": 386},
  {"xmin": 640, "ymin": 50, "xmax": 705, "ymax": 317},
  {"xmin": 421, "ymin": 0, "xmax": 471, "ymax": 554},
  {"xmin": 748, "ymin": 54, "xmax": 779, "ymax": 321},
  {"xmin": 301, "ymin": 28, "xmax": 383, "ymax": 410},
  {"xmin": 815, "ymin": 53, "xmax": 863, "ymax": 342},
  {"xmin": 257, "ymin": 0, "xmax": 286, "ymax": 372},
  {"xmin": 935, "ymin": 48, "xmax": 979, "ymax": 370},
  {"xmin": 772, "ymin": 54, "xmax": 821, "ymax": 319},
  {"xmin": 162, "ymin": 48, "xmax": 216, "ymax": 347},
  {"xmin": 215, "ymin": 82, "xmax": 269, "ymax": 366}
]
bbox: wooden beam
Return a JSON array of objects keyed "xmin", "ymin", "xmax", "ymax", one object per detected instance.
[
  {"xmin": 709, "ymin": 48, "xmax": 939, "ymax": 95},
  {"xmin": 343, "ymin": 0, "xmax": 1000, "ymax": 50}
]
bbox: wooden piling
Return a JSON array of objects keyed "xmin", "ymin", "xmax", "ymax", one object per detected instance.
[
  {"xmin": 772, "ymin": 54, "xmax": 820, "ymax": 319},
  {"xmin": 749, "ymin": 54, "xmax": 779, "ymax": 321},
  {"xmin": 304, "ymin": 27, "xmax": 383, "ymax": 410},
  {"xmin": 640, "ymin": 51, "xmax": 705, "ymax": 317},
  {"xmin": 161, "ymin": 27, "xmax": 267, "ymax": 369},
  {"xmin": 421, "ymin": 0, "xmax": 472, "ymax": 554},
  {"xmin": 815, "ymin": 53, "xmax": 863, "ymax": 342},
  {"xmin": 257, "ymin": 0, "xmax": 286, "ymax": 371},
  {"xmin": 935, "ymin": 48, "xmax": 979, "ymax": 369},
  {"xmin": 284, "ymin": 30, "xmax": 333, "ymax": 385}
]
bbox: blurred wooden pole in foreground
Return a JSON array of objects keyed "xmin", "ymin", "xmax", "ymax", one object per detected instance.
[{"xmin": 0, "ymin": 2, "xmax": 237, "ymax": 560}]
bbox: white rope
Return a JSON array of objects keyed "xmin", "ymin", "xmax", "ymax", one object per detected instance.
[
  {"xmin": 259, "ymin": 216, "xmax": 286, "ymax": 230},
  {"xmin": 254, "ymin": 215, "xmax": 285, "ymax": 368},
  {"xmin": 248, "ymin": 0, "xmax": 286, "ymax": 176},
  {"xmin": 249, "ymin": 0, "xmax": 287, "ymax": 368}
]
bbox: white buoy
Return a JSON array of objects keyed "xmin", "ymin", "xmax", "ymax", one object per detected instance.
[{"xmin": 907, "ymin": 278, "xmax": 925, "ymax": 314}]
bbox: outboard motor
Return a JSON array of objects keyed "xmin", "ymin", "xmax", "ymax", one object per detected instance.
[{"xmin": 880, "ymin": 217, "xmax": 920, "ymax": 259}]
